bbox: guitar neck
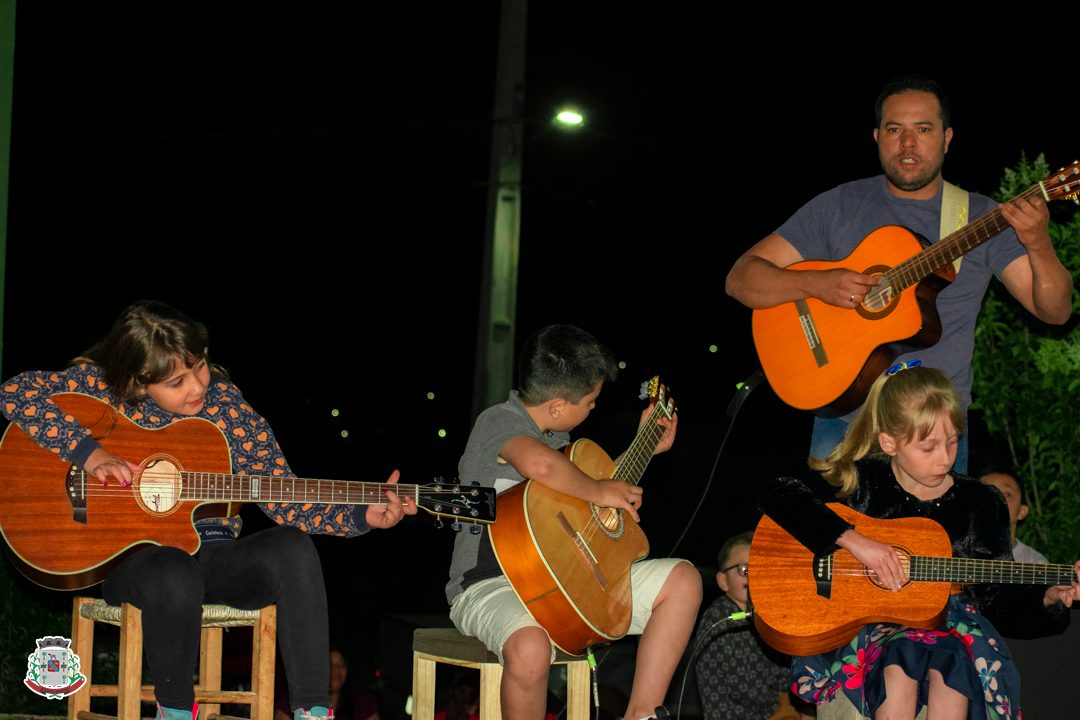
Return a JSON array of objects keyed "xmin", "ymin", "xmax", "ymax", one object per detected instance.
[
  {"xmin": 613, "ymin": 401, "xmax": 672, "ymax": 487},
  {"xmin": 884, "ymin": 183, "xmax": 1044, "ymax": 294},
  {"xmin": 910, "ymin": 556, "xmax": 1075, "ymax": 586},
  {"xmin": 179, "ymin": 473, "xmax": 416, "ymax": 504}
]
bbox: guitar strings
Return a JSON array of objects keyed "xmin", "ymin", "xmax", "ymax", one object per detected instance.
[
  {"xmin": 61, "ymin": 470, "xmax": 479, "ymax": 502},
  {"xmin": 575, "ymin": 401, "xmax": 670, "ymax": 546},
  {"xmin": 809, "ymin": 183, "xmax": 1043, "ymax": 324},
  {"xmin": 754, "ymin": 557, "xmax": 1076, "ymax": 584}
]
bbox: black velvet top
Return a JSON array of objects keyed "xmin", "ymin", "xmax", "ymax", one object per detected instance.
[{"xmin": 758, "ymin": 457, "xmax": 1070, "ymax": 640}]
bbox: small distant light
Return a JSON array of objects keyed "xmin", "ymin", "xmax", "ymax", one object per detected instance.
[
  {"xmin": 437, "ymin": 428, "xmax": 448, "ymax": 439},
  {"xmin": 554, "ymin": 110, "xmax": 584, "ymax": 127},
  {"xmin": 709, "ymin": 344, "xmax": 718, "ymax": 353},
  {"xmin": 426, "ymin": 391, "xmax": 435, "ymax": 400},
  {"xmin": 617, "ymin": 361, "xmax": 627, "ymax": 370},
  {"xmin": 331, "ymin": 408, "xmax": 340, "ymax": 417},
  {"xmin": 340, "ymin": 430, "xmax": 349, "ymax": 438},
  {"xmin": 404, "ymin": 694, "xmax": 413, "ymax": 716}
]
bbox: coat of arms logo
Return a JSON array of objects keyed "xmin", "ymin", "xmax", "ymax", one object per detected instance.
[{"xmin": 24, "ymin": 636, "xmax": 86, "ymax": 699}]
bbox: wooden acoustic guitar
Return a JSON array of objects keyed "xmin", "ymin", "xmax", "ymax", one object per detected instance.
[
  {"xmin": 0, "ymin": 392, "xmax": 497, "ymax": 590},
  {"xmin": 487, "ymin": 377, "xmax": 675, "ymax": 656},
  {"xmin": 751, "ymin": 160, "xmax": 1080, "ymax": 416},
  {"xmin": 748, "ymin": 503, "xmax": 1077, "ymax": 656}
]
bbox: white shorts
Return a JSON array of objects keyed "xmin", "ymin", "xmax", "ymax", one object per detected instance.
[{"xmin": 449, "ymin": 557, "xmax": 690, "ymax": 664}]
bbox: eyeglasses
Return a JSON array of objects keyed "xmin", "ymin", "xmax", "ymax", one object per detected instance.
[{"xmin": 720, "ymin": 563, "xmax": 748, "ymax": 578}]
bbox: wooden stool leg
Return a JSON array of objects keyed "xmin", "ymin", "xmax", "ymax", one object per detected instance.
[
  {"xmin": 412, "ymin": 653, "xmax": 437, "ymax": 720},
  {"xmin": 564, "ymin": 662, "xmax": 590, "ymax": 720},
  {"xmin": 118, "ymin": 603, "xmax": 144, "ymax": 720},
  {"xmin": 478, "ymin": 663, "xmax": 503, "ymax": 720},
  {"xmin": 68, "ymin": 597, "xmax": 95, "ymax": 720},
  {"xmin": 250, "ymin": 604, "xmax": 277, "ymax": 720},
  {"xmin": 198, "ymin": 626, "xmax": 223, "ymax": 720}
]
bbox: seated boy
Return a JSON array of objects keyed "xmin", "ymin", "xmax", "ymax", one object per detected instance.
[{"xmin": 445, "ymin": 324, "xmax": 702, "ymax": 720}]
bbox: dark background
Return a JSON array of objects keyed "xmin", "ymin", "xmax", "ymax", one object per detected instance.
[{"xmin": 4, "ymin": 3, "xmax": 1079, "ymax": 713}]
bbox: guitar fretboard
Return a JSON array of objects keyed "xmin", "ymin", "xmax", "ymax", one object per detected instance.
[
  {"xmin": 614, "ymin": 395, "xmax": 674, "ymax": 487},
  {"xmin": 908, "ymin": 556, "xmax": 1075, "ymax": 586},
  {"xmin": 173, "ymin": 473, "xmax": 419, "ymax": 504},
  {"xmin": 882, "ymin": 183, "xmax": 1043, "ymax": 295}
]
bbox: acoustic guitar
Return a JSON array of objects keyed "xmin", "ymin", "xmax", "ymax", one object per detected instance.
[
  {"xmin": 748, "ymin": 503, "xmax": 1076, "ymax": 656},
  {"xmin": 0, "ymin": 392, "xmax": 496, "ymax": 590},
  {"xmin": 751, "ymin": 160, "xmax": 1080, "ymax": 416},
  {"xmin": 487, "ymin": 377, "xmax": 675, "ymax": 655}
]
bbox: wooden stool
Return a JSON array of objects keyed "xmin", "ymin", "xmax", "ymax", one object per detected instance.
[
  {"xmin": 411, "ymin": 627, "xmax": 591, "ymax": 720},
  {"xmin": 67, "ymin": 596, "xmax": 277, "ymax": 720}
]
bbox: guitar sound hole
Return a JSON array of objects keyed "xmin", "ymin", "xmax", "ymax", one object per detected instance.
[
  {"xmin": 863, "ymin": 285, "xmax": 895, "ymax": 312},
  {"xmin": 135, "ymin": 455, "xmax": 184, "ymax": 516},
  {"xmin": 590, "ymin": 504, "xmax": 624, "ymax": 539},
  {"xmin": 866, "ymin": 549, "xmax": 912, "ymax": 590},
  {"xmin": 856, "ymin": 265, "xmax": 899, "ymax": 320}
]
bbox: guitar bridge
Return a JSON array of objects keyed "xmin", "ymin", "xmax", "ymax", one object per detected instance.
[
  {"xmin": 813, "ymin": 552, "xmax": 832, "ymax": 599},
  {"xmin": 795, "ymin": 300, "xmax": 829, "ymax": 368},
  {"xmin": 67, "ymin": 465, "xmax": 87, "ymax": 525},
  {"xmin": 556, "ymin": 511, "xmax": 608, "ymax": 590}
]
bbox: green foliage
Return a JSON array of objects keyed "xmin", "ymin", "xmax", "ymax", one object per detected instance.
[{"xmin": 972, "ymin": 152, "xmax": 1080, "ymax": 562}]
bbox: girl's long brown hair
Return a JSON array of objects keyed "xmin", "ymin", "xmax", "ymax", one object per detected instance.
[{"xmin": 72, "ymin": 300, "xmax": 216, "ymax": 405}]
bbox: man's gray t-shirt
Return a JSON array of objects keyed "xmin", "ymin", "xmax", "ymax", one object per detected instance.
[{"xmin": 776, "ymin": 175, "xmax": 1026, "ymax": 418}]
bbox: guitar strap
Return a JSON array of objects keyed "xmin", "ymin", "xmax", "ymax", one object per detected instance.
[{"xmin": 941, "ymin": 180, "xmax": 970, "ymax": 274}]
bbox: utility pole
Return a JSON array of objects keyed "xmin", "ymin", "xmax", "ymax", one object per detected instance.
[
  {"xmin": 472, "ymin": 0, "xmax": 526, "ymax": 420},
  {"xmin": 0, "ymin": 0, "xmax": 15, "ymax": 376}
]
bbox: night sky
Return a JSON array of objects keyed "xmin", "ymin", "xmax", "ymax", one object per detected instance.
[{"xmin": 4, "ymin": 2, "xmax": 1079, "ymax": 704}]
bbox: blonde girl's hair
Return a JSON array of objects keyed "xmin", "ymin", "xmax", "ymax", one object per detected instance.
[{"xmin": 809, "ymin": 365, "xmax": 964, "ymax": 496}]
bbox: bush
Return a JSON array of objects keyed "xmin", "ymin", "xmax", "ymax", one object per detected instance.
[{"xmin": 971, "ymin": 152, "xmax": 1080, "ymax": 563}]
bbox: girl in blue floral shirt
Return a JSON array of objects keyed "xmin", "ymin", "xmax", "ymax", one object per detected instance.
[{"xmin": 0, "ymin": 300, "xmax": 415, "ymax": 720}]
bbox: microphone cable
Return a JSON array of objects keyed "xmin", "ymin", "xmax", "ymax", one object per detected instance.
[
  {"xmin": 667, "ymin": 369, "xmax": 764, "ymax": 558},
  {"xmin": 672, "ymin": 607, "xmax": 754, "ymax": 720}
]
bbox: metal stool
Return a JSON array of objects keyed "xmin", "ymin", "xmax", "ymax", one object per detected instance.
[
  {"xmin": 411, "ymin": 627, "xmax": 591, "ymax": 720},
  {"xmin": 68, "ymin": 596, "xmax": 277, "ymax": 720}
]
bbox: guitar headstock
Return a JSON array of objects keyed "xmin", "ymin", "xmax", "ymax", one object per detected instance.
[
  {"xmin": 1042, "ymin": 160, "xmax": 1080, "ymax": 204},
  {"xmin": 417, "ymin": 480, "xmax": 497, "ymax": 526},
  {"xmin": 638, "ymin": 375, "xmax": 677, "ymax": 419}
]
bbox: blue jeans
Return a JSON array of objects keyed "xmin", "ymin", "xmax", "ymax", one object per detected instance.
[{"xmin": 809, "ymin": 415, "xmax": 968, "ymax": 475}]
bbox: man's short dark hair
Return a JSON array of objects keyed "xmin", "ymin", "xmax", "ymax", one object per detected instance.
[{"xmin": 874, "ymin": 74, "xmax": 951, "ymax": 130}]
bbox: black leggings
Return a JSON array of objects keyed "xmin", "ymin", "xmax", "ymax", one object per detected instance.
[{"xmin": 103, "ymin": 525, "xmax": 329, "ymax": 711}]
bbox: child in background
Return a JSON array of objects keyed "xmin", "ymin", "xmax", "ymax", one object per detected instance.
[
  {"xmin": 693, "ymin": 531, "xmax": 811, "ymax": 720},
  {"xmin": 979, "ymin": 466, "xmax": 1049, "ymax": 563}
]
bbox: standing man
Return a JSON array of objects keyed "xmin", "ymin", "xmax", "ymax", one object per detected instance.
[{"xmin": 724, "ymin": 75, "xmax": 1072, "ymax": 471}]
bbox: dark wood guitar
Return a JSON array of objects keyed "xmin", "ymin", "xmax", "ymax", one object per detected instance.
[
  {"xmin": 487, "ymin": 377, "xmax": 675, "ymax": 655},
  {"xmin": 751, "ymin": 161, "xmax": 1080, "ymax": 416},
  {"xmin": 0, "ymin": 393, "xmax": 496, "ymax": 590},
  {"xmin": 749, "ymin": 503, "xmax": 1076, "ymax": 656}
]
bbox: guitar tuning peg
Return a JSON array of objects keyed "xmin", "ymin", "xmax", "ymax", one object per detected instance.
[
  {"xmin": 469, "ymin": 523, "xmax": 482, "ymax": 535},
  {"xmin": 450, "ymin": 521, "xmax": 462, "ymax": 533},
  {"xmin": 434, "ymin": 518, "xmax": 444, "ymax": 530},
  {"xmin": 470, "ymin": 480, "xmax": 481, "ymax": 486}
]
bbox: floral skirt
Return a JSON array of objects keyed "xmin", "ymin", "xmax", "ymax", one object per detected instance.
[{"xmin": 790, "ymin": 595, "xmax": 1020, "ymax": 720}]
